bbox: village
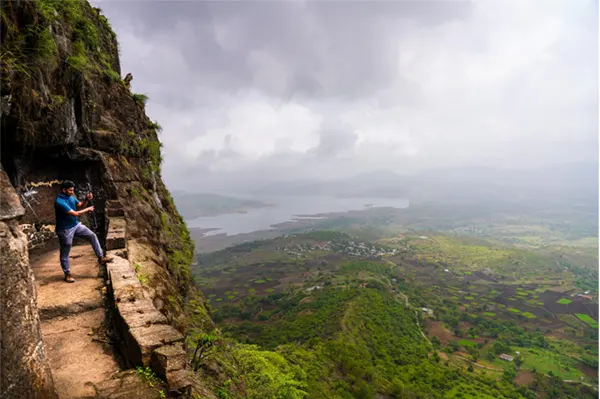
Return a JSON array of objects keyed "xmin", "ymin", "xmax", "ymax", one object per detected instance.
[{"xmin": 276, "ymin": 238, "xmax": 399, "ymax": 259}]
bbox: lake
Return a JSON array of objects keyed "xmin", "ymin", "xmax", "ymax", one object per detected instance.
[{"xmin": 186, "ymin": 195, "xmax": 409, "ymax": 236}]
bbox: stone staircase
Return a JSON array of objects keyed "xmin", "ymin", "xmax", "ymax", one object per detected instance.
[{"xmin": 97, "ymin": 199, "xmax": 193, "ymax": 398}]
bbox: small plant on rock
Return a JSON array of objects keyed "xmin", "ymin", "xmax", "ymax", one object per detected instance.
[
  {"xmin": 132, "ymin": 93, "xmax": 148, "ymax": 106},
  {"xmin": 136, "ymin": 366, "xmax": 162, "ymax": 387},
  {"xmin": 103, "ymin": 68, "xmax": 121, "ymax": 83}
]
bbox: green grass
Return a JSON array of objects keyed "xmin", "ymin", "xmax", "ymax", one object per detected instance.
[
  {"xmin": 265, "ymin": 288, "xmax": 275, "ymax": 293},
  {"xmin": 507, "ymin": 308, "xmax": 520, "ymax": 313},
  {"xmin": 517, "ymin": 347, "xmax": 585, "ymax": 381},
  {"xmin": 575, "ymin": 313, "xmax": 598, "ymax": 328},
  {"xmin": 103, "ymin": 68, "xmax": 121, "ymax": 83},
  {"xmin": 132, "ymin": 93, "xmax": 149, "ymax": 106},
  {"xmin": 521, "ymin": 312, "xmax": 536, "ymax": 319},
  {"xmin": 66, "ymin": 54, "xmax": 88, "ymax": 71},
  {"xmin": 458, "ymin": 339, "xmax": 477, "ymax": 347},
  {"xmin": 557, "ymin": 314, "xmax": 588, "ymax": 329},
  {"xmin": 254, "ymin": 279, "xmax": 266, "ymax": 284},
  {"xmin": 482, "ymin": 312, "xmax": 496, "ymax": 317},
  {"xmin": 556, "ymin": 298, "xmax": 572, "ymax": 305}
]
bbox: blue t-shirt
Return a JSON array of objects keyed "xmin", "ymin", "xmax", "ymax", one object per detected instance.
[{"xmin": 55, "ymin": 193, "xmax": 79, "ymax": 232}]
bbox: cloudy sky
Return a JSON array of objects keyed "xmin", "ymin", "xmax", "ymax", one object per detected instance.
[{"xmin": 93, "ymin": 0, "xmax": 598, "ymax": 192}]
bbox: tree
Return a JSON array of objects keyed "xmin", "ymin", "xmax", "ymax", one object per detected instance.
[
  {"xmin": 466, "ymin": 346, "xmax": 480, "ymax": 362},
  {"xmin": 467, "ymin": 364, "xmax": 474, "ymax": 372},
  {"xmin": 502, "ymin": 366, "xmax": 517, "ymax": 384},
  {"xmin": 191, "ymin": 332, "xmax": 220, "ymax": 371},
  {"xmin": 446, "ymin": 341, "xmax": 460, "ymax": 353},
  {"xmin": 233, "ymin": 344, "xmax": 308, "ymax": 399},
  {"xmin": 431, "ymin": 336, "xmax": 441, "ymax": 349},
  {"xmin": 514, "ymin": 355, "xmax": 523, "ymax": 369},
  {"xmin": 493, "ymin": 340, "xmax": 510, "ymax": 355}
]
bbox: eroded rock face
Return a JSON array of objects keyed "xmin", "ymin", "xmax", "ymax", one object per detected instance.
[
  {"xmin": 1, "ymin": 0, "xmax": 211, "ymax": 329},
  {"xmin": 0, "ymin": 0, "xmax": 213, "ymax": 396},
  {"xmin": 0, "ymin": 168, "xmax": 58, "ymax": 399}
]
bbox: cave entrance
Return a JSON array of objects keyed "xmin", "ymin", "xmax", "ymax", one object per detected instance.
[{"xmin": 2, "ymin": 150, "xmax": 109, "ymax": 253}]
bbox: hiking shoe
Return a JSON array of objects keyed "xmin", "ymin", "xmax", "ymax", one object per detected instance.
[
  {"xmin": 98, "ymin": 256, "xmax": 114, "ymax": 265},
  {"xmin": 64, "ymin": 273, "xmax": 75, "ymax": 283}
]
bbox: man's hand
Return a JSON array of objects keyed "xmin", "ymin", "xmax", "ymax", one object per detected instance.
[{"xmin": 77, "ymin": 206, "xmax": 94, "ymax": 216}]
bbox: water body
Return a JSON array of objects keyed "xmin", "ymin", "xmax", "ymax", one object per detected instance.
[{"xmin": 186, "ymin": 195, "xmax": 409, "ymax": 236}]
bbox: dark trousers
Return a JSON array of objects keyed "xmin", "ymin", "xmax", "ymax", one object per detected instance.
[{"xmin": 57, "ymin": 223, "xmax": 103, "ymax": 274}]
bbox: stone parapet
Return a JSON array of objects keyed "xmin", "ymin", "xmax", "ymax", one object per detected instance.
[{"xmin": 104, "ymin": 208, "xmax": 192, "ymax": 397}]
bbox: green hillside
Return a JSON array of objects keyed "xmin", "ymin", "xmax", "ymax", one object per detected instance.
[{"xmin": 192, "ymin": 231, "xmax": 597, "ymax": 398}]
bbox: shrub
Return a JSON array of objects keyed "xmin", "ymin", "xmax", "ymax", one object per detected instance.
[
  {"xmin": 67, "ymin": 54, "xmax": 88, "ymax": 71},
  {"xmin": 132, "ymin": 93, "xmax": 148, "ymax": 106},
  {"xmin": 148, "ymin": 120, "xmax": 163, "ymax": 133},
  {"xmin": 104, "ymin": 68, "xmax": 121, "ymax": 83}
]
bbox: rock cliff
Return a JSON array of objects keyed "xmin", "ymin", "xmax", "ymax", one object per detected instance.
[{"xmin": 1, "ymin": 0, "xmax": 213, "ymax": 396}]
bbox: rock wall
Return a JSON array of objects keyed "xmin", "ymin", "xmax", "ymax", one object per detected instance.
[
  {"xmin": 0, "ymin": 168, "xmax": 58, "ymax": 399},
  {"xmin": 1, "ymin": 0, "xmax": 214, "ymax": 395},
  {"xmin": 1, "ymin": 0, "xmax": 211, "ymax": 329}
]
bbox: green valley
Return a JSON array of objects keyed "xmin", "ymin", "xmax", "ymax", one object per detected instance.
[{"xmin": 191, "ymin": 223, "xmax": 598, "ymax": 398}]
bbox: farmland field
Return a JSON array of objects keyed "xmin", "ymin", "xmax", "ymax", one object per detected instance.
[
  {"xmin": 576, "ymin": 313, "xmax": 599, "ymax": 328},
  {"xmin": 193, "ymin": 200, "xmax": 598, "ymax": 398}
]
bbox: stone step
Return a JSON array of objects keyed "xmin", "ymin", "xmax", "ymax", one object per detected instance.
[
  {"xmin": 106, "ymin": 217, "xmax": 126, "ymax": 250},
  {"xmin": 105, "ymin": 199, "xmax": 123, "ymax": 209},
  {"xmin": 126, "ymin": 324, "xmax": 185, "ymax": 367},
  {"xmin": 151, "ymin": 343, "xmax": 192, "ymax": 396},
  {"xmin": 94, "ymin": 370, "xmax": 166, "ymax": 399},
  {"xmin": 107, "ymin": 248, "xmax": 128, "ymax": 260},
  {"xmin": 151, "ymin": 343, "xmax": 187, "ymax": 379},
  {"xmin": 31, "ymin": 245, "xmax": 105, "ymax": 320},
  {"xmin": 106, "ymin": 207, "xmax": 125, "ymax": 217},
  {"xmin": 41, "ymin": 308, "xmax": 120, "ymax": 399},
  {"xmin": 106, "ymin": 256, "xmax": 145, "ymax": 303},
  {"xmin": 40, "ymin": 297, "xmax": 104, "ymax": 321},
  {"xmin": 117, "ymin": 299, "xmax": 168, "ymax": 329},
  {"xmin": 163, "ymin": 369, "xmax": 192, "ymax": 397}
]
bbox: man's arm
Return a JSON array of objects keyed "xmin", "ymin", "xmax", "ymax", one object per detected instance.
[
  {"xmin": 57, "ymin": 199, "xmax": 93, "ymax": 217},
  {"xmin": 67, "ymin": 207, "xmax": 93, "ymax": 217}
]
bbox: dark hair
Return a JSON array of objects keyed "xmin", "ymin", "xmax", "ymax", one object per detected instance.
[{"xmin": 61, "ymin": 180, "xmax": 75, "ymax": 190}]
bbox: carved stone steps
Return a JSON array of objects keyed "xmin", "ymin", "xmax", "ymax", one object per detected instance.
[{"xmin": 106, "ymin": 217, "xmax": 126, "ymax": 250}]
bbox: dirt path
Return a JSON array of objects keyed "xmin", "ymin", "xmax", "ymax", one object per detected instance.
[
  {"xmin": 452, "ymin": 354, "xmax": 504, "ymax": 371},
  {"xmin": 31, "ymin": 245, "xmax": 120, "ymax": 399}
]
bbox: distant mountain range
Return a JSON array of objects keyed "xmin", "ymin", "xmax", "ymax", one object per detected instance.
[
  {"xmin": 171, "ymin": 192, "xmax": 270, "ymax": 219},
  {"xmin": 252, "ymin": 170, "xmax": 410, "ymax": 198},
  {"xmin": 252, "ymin": 161, "xmax": 598, "ymax": 205}
]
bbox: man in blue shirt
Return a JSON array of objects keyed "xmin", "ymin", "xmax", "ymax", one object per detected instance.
[{"xmin": 55, "ymin": 180, "xmax": 112, "ymax": 283}]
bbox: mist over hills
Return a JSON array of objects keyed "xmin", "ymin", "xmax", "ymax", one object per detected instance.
[{"xmin": 248, "ymin": 161, "xmax": 598, "ymax": 207}]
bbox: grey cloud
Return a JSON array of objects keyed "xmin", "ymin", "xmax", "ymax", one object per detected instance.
[
  {"xmin": 98, "ymin": 0, "xmax": 472, "ymax": 101},
  {"xmin": 92, "ymin": 0, "xmax": 597, "ymax": 192},
  {"xmin": 311, "ymin": 119, "xmax": 357, "ymax": 158}
]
